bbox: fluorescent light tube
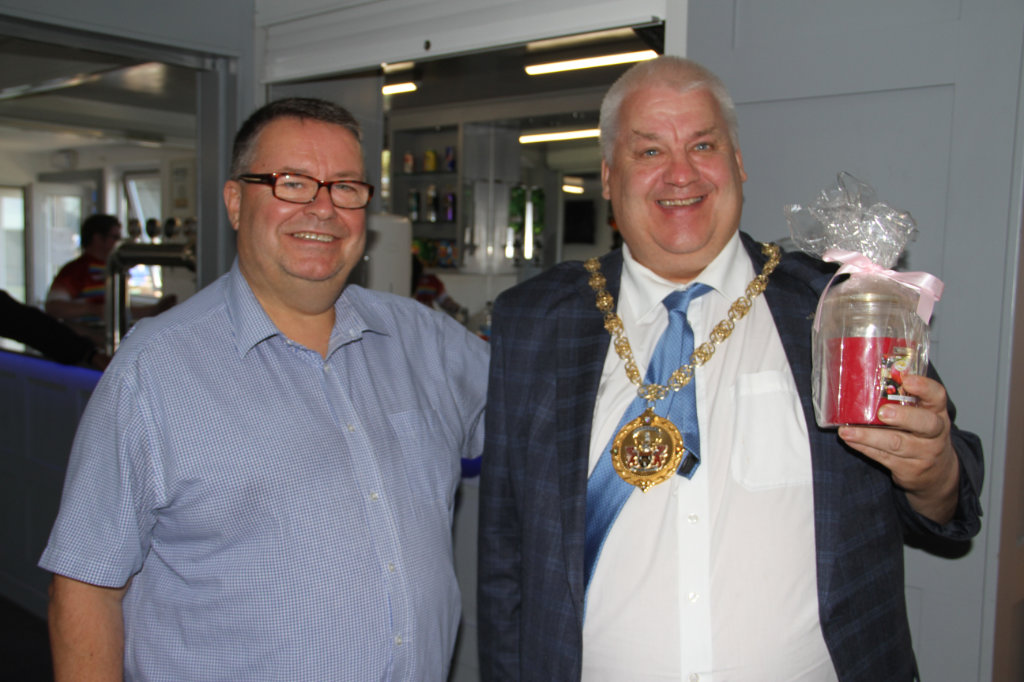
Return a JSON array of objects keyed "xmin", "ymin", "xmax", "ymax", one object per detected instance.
[
  {"xmin": 519, "ymin": 128, "xmax": 600, "ymax": 144},
  {"xmin": 382, "ymin": 82, "xmax": 417, "ymax": 95},
  {"xmin": 525, "ymin": 50, "xmax": 657, "ymax": 76}
]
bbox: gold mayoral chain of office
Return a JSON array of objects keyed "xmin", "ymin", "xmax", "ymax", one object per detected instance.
[{"xmin": 584, "ymin": 242, "xmax": 781, "ymax": 492}]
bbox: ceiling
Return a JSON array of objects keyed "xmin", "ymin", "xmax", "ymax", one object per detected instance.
[
  {"xmin": 383, "ymin": 23, "xmax": 663, "ymax": 178},
  {"xmin": 0, "ymin": 35, "xmax": 198, "ymax": 153},
  {"xmin": 0, "ymin": 22, "xmax": 662, "ymax": 165}
]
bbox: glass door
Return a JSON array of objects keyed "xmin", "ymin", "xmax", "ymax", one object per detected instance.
[
  {"xmin": 26, "ymin": 182, "xmax": 90, "ymax": 307},
  {"xmin": 0, "ymin": 186, "xmax": 26, "ymax": 302}
]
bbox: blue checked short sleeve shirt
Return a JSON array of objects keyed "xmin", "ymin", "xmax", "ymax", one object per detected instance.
[{"xmin": 39, "ymin": 261, "xmax": 488, "ymax": 681}]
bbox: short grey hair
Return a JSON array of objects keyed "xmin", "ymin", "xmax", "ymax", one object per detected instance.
[{"xmin": 599, "ymin": 56, "xmax": 739, "ymax": 163}]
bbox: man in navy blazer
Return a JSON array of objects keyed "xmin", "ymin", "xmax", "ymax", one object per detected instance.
[{"xmin": 478, "ymin": 56, "xmax": 983, "ymax": 681}]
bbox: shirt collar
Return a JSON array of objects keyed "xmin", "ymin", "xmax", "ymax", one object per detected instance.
[
  {"xmin": 620, "ymin": 231, "xmax": 753, "ymax": 324},
  {"xmin": 224, "ymin": 261, "xmax": 390, "ymax": 358}
]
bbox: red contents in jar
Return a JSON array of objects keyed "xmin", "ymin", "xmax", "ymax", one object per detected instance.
[{"xmin": 824, "ymin": 336, "xmax": 918, "ymax": 425}]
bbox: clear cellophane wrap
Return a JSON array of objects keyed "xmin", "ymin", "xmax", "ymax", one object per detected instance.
[{"xmin": 785, "ymin": 172, "xmax": 942, "ymax": 427}]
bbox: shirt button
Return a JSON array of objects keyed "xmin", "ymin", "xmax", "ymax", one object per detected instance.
[
  {"xmin": 689, "ymin": 674, "xmax": 700, "ymax": 682},
  {"xmin": 688, "ymin": 592, "xmax": 700, "ymax": 603},
  {"xmin": 323, "ymin": 364, "xmax": 330, "ymax": 373},
  {"xmin": 347, "ymin": 424, "xmax": 356, "ymax": 433},
  {"xmin": 687, "ymin": 513, "xmax": 699, "ymax": 524},
  {"xmin": 394, "ymin": 635, "xmax": 403, "ymax": 645},
  {"xmin": 370, "ymin": 492, "xmax": 379, "ymax": 501},
  {"xmin": 388, "ymin": 563, "xmax": 396, "ymax": 573}
]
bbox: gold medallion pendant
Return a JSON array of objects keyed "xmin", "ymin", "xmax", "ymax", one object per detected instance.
[
  {"xmin": 587, "ymin": 242, "xmax": 780, "ymax": 492},
  {"xmin": 610, "ymin": 407, "xmax": 685, "ymax": 492}
]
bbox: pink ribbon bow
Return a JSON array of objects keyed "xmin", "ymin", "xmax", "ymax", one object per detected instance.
[{"xmin": 814, "ymin": 248, "xmax": 945, "ymax": 331}]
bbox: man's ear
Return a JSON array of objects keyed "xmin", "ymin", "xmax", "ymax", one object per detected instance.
[
  {"xmin": 600, "ymin": 159, "xmax": 612, "ymax": 200},
  {"xmin": 223, "ymin": 180, "xmax": 242, "ymax": 232}
]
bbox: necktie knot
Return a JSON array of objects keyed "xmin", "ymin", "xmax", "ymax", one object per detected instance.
[{"xmin": 663, "ymin": 283, "xmax": 712, "ymax": 316}]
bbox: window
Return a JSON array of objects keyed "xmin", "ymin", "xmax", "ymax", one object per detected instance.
[
  {"xmin": 122, "ymin": 170, "xmax": 162, "ymax": 236},
  {"xmin": 31, "ymin": 185, "xmax": 84, "ymax": 307},
  {"xmin": 122, "ymin": 170, "xmax": 163, "ymax": 298},
  {"xmin": 0, "ymin": 186, "xmax": 25, "ymax": 302}
]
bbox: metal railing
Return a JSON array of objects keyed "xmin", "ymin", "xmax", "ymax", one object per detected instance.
[{"xmin": 104, "ymin": 242, "xmax": 196, "ymax": 354}]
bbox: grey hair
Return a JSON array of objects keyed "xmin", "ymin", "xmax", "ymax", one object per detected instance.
[{"xmin": 599, "ymin": 56, "xmax": 739, "ymax": 163}]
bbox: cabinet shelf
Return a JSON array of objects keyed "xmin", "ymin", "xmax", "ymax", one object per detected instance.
[
  {"xmin": 412, "ymin": 222, "xmax": 459, "ymax": 241},
  {"xmin": 396, "ymin": 171, "xmax": 457, "ymax": 179}
]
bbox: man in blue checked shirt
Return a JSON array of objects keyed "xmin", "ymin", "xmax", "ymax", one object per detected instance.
[{"xmin": 40, "ymin": 97, "xmax": 488, "ymax": 681}]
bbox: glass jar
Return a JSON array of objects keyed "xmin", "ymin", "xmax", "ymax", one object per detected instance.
[{"xmin": 812, "ymin": 273, "xmax": 929, "ymax": 427}]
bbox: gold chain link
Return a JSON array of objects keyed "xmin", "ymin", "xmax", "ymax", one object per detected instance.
[{"xmin": 585, "ymin": 242, "xmax": 781, "ymax": 403}]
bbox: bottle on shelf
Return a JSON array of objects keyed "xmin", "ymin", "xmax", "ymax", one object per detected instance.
[
  {"xmin": 408, "ymin": 187, "xmax": 421, "ymax": 222},
  {"xmin": 443, "ymin": 189, "xmax": 456, "ymax": 222},
  {"xmin": 423, "ymin": 149, "xmax": 438, "ymax": 172},
  {"xmin": 426, "ymin": 184, "xmax": 439, "ymax": 223}
]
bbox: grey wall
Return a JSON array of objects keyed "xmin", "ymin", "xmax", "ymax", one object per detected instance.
[{"xmin": 0, "ymin": 1, "xmax": 253, "ymax": 65}]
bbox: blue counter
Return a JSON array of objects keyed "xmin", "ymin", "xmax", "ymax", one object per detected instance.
[{"xmin": 0, "ymin": 351, "xmax": 100, "ymax": 618}]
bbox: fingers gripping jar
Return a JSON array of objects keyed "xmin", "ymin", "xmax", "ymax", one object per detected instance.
[{"xmin": 813, "ymin": 273, "xmax": 929, "ymax": 426}]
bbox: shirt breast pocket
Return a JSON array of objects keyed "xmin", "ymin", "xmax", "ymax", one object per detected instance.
[
  {"xmin": 386, "ymin": 408, "xmax": 461, "ymax": 508},
  {"xmin": 729, "ymin": 370, "xmax": 813, "ymax": 490}
]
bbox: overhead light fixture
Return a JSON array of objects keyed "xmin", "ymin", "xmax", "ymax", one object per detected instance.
[
  {"xmin": 519, "ymin": 128, "xmax": 600, "ymax": 144},
  {"xmin": 562, "ymin": 175, "xmax": 585, "ymax": 194},
  {"xmin": 382, "ymin": 61, "xmax": 415, "ymax": 74},
  {"xmin": 525, "ymin": 50, "xmax": 657, "ymax": 76},
  {"xmin": 526, "ymin": 28, "xmax": 639, "ymax": 52},
  {"xmin": 382, "ymin": 82, "xmax": 418, "ymax": 95}
]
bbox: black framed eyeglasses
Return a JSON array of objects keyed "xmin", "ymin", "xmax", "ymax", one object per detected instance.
[{"xmin": 237, "ymin": 172, "xmax": 374, "ymax": 209}]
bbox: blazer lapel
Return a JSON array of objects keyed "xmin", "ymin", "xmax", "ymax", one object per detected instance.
[{"xmin": 555, "ymin": 250, "xmax": 621, "ymax": 621}]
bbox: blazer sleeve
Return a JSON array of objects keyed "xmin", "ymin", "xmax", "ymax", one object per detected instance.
[
  {"xmin": 892, "ymin": 364, "xmax": 984, "ymax": 541},
  {"xmin": 477, "ymin": 292, "xmax": 523, "ymax": 681}
]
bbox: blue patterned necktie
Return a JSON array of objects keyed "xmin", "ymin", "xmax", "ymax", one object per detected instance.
[{"xmin": 584, "ymin": 283, "xmax": 712, "ymax": 592}]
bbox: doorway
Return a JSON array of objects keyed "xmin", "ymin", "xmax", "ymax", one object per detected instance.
[{"xmin": 0, "ymin": 15, "xmax": 237, "ymax": 301}]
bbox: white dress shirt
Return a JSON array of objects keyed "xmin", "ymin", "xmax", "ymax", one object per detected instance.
[{"xmin": 582, "ymin": 233, "xmax": 837, "ymax": 682}]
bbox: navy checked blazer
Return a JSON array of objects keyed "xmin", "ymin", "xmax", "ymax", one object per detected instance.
[{"xmin": 477, "ymin": 231, "xmax": 984, "ymax": 681}]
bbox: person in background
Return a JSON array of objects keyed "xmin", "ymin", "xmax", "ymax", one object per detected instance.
[
  {"xmin": 40, "ymin": 97, "xmax": 488, "ymax": 681},
  {"xmin": 44, "ymin": 214, "xmax": 121, "ymax": 327},
  {"xmin": 0, "ymin": 289, "xmax": 109, "ymax": 370},
  {"xmin": 44, "ymin": 214, "xmax": 175, "ymax": 342},
  {"xmin": 125, "ymin": 218, "xmax": 142, "ymax": 242},
  {"xmin": 412, "ymin": 253, "xmax": 467, "ymax": 321},
  {"xmin": 477, "ymin": 56, "xmax": 983, "ymax": 681},
  {"xmin": 144, "ymin": 217, "xmax": 161, "ymax": 242}
]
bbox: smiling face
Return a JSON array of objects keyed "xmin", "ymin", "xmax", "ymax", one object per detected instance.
[
  {"xmin": 601, "ymin": 84, "xmax": 747, "ymax": 283},
  {"xmin": 223, "ymin": 116, "xmax": 367, "ymax": 316}
]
